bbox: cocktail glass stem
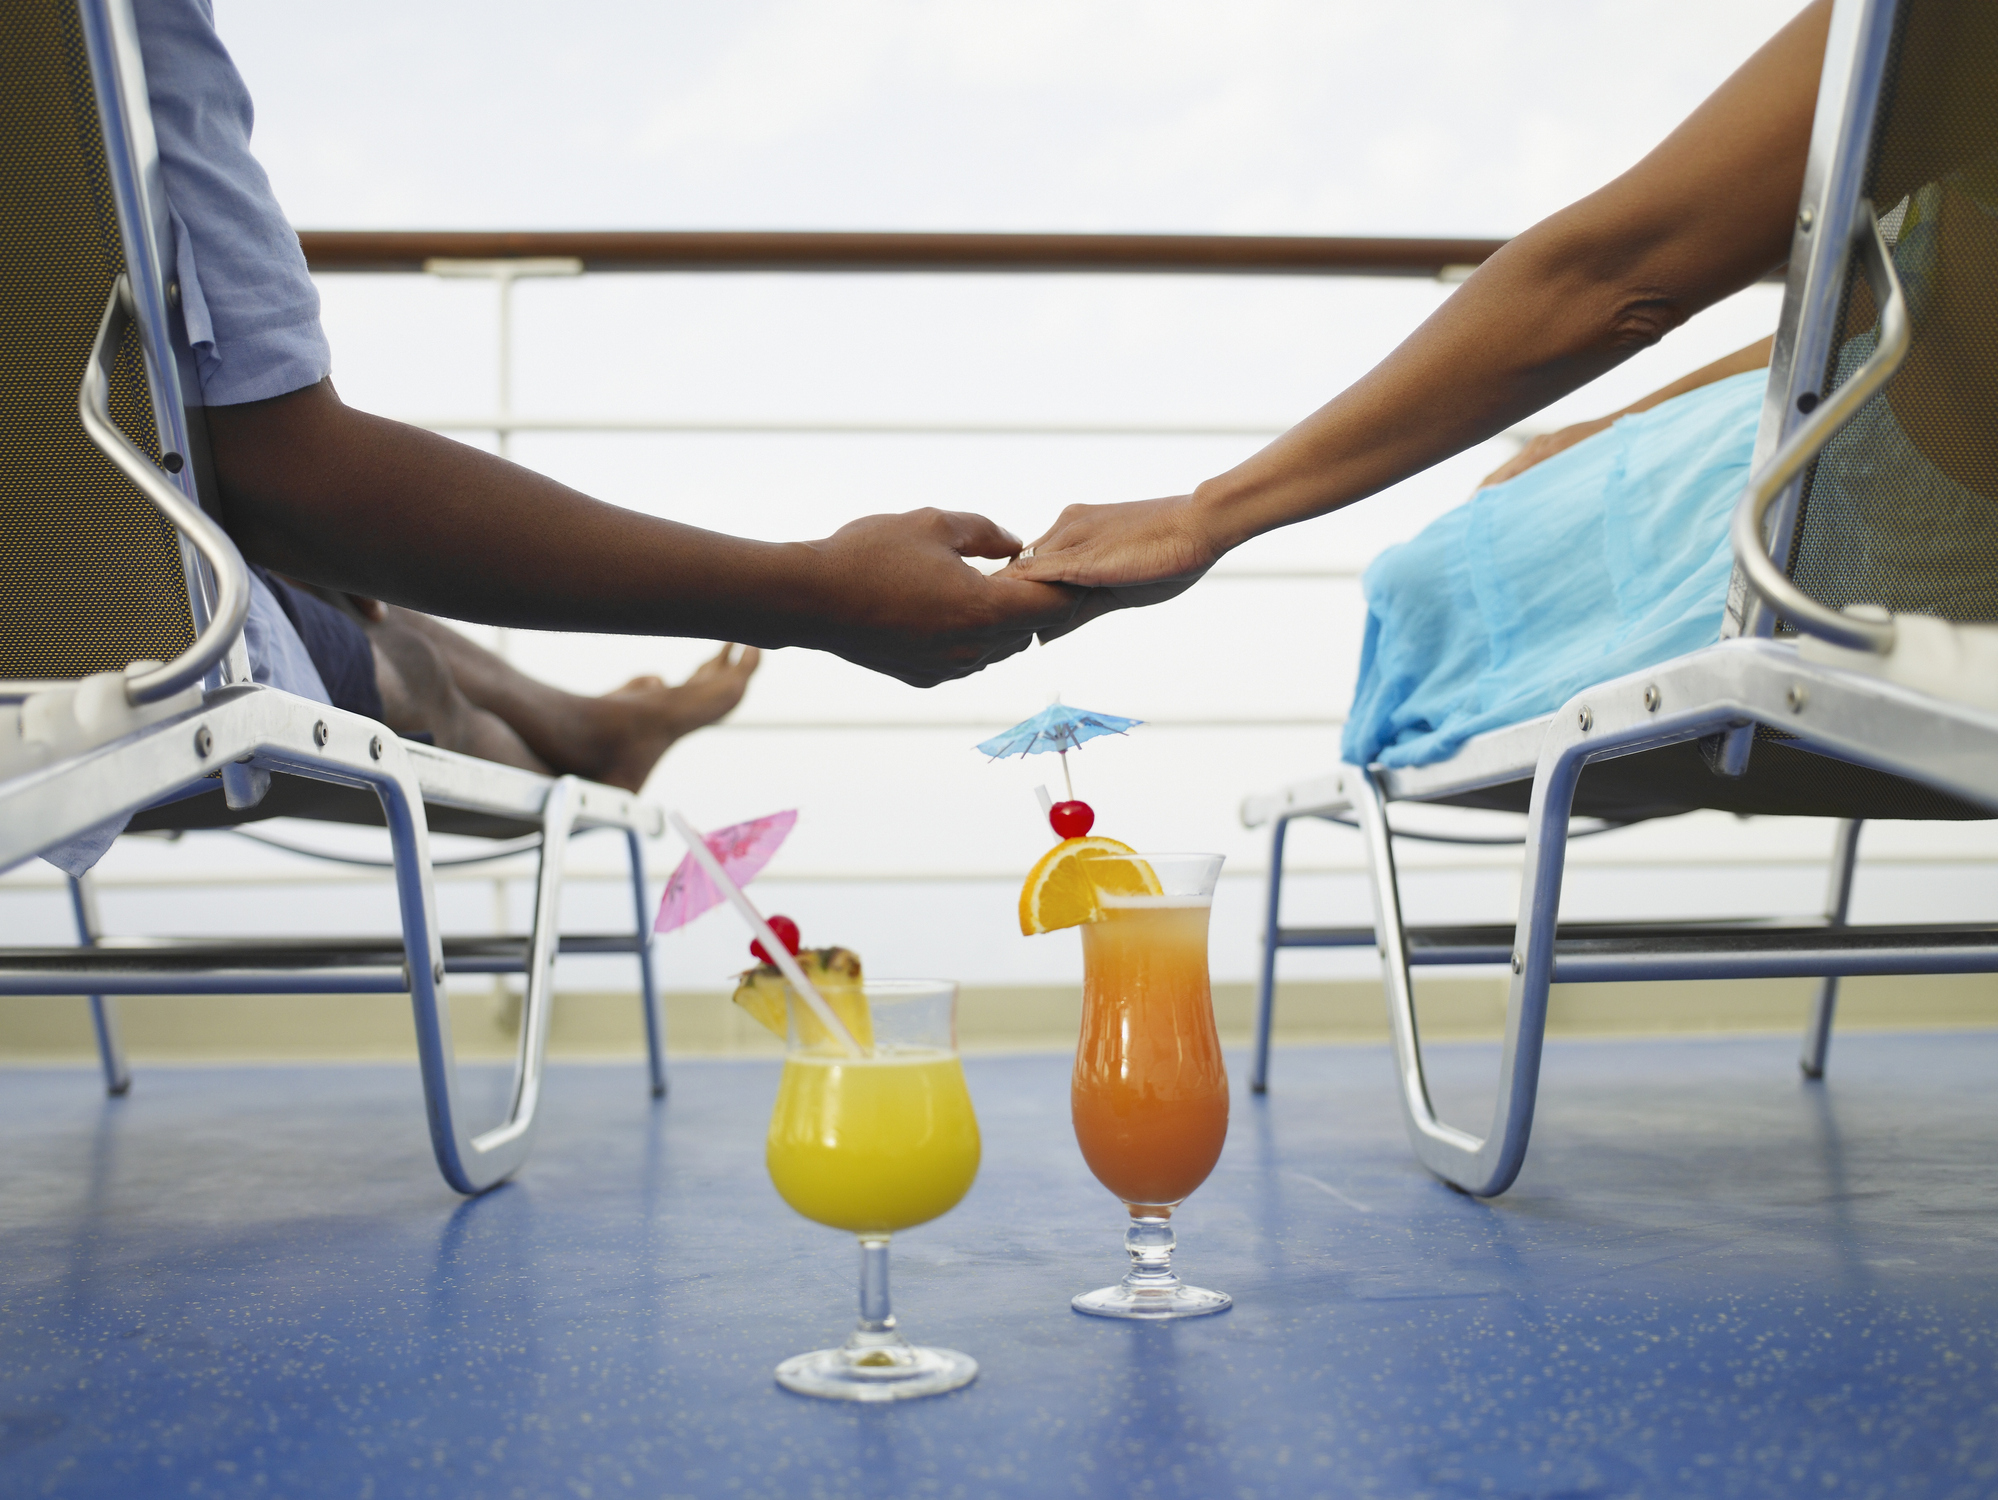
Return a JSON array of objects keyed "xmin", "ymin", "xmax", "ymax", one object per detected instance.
[
  {"xmin": 842, "ymin": 1236, "xmax": 914, "ymax": 1364},
  {"xmin": 1121, "ymin": 1215, "xmax": 1181, "ymax": 1294},
  {"xmin": 859, "ymin": 1237, "xmax": 893, "ymax": 1330}
]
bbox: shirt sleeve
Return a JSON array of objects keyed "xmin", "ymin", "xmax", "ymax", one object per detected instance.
[{"xmin": 130, "ymin": 0, "xmax": 332, "ymax": 406}]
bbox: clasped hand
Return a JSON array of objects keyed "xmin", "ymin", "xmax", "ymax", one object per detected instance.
[
  {"xmin": 798, "ymin": 508, "xmax": 1084, "ymax": 687},
  {"xmin": 999, "ymin": 493, "xmax": 1220, "ymax": 641}
]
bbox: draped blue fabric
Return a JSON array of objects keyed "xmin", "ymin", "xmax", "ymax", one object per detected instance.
[{"xmin": 1342, "ymin": 370, "xmax": 1767, "ymax": 769}]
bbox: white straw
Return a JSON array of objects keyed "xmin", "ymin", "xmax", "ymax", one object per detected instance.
[
  {"xmin": 666, "ymin": 810, "xmax": 863, "ymax": 1057},
  {"xmin": 1035, "ymin": 784, "xmax": 1054, "ymax": 817}
]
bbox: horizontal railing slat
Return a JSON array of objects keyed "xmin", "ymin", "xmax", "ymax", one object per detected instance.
[{"xmin": 299, "ymin": 229, "xmax": 1509, "ymax": 277}]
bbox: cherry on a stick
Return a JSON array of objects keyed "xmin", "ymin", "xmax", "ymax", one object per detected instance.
[
  {"xmin": 751, "ymin": 914, "xmax": 802, "ymax": 965},
  {"xmin": 1050, "ymin": 800, "xmax": 1095, "ymax": 839}
]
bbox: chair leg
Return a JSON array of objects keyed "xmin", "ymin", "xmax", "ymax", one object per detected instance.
[
  {"xmin": 1353, "ymin": 756, "xmax": 1578, "ymax": 1198},
  {"xmin": 67, "ymin": 875, "xmax": 130, "ymax": 1097},
  {"xmin": 369, "ymin": 758, "xmax": 581, "ymax": 1193},
  {"xmin": 625, "ymin": 827, "xmax": 667, "ymax": 1099},
  {"xmin": 1250, "ymin": 817, "xmax": 1289, "ymax": 1095},
  {"xmin": 1801, "ymin": 818, "xmax": 1863, "ymax": 1080},
  {"xmin": 489, "ymin": 777, "xmax": 581, "ymax": 1162}
]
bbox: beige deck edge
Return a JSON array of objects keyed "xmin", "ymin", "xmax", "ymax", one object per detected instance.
[{"xmin": 2, "ymin": 974, "xmax": 1993, "ymax": 1064}]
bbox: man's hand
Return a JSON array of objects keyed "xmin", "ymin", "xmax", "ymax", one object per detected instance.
[
  {"xmin": 1000, "ymin": 493, "xmax": 1219, "ymax": 642},
  {"xmin": 798, "ymin": 508, "xmax": 1082, "ymax": 686}
]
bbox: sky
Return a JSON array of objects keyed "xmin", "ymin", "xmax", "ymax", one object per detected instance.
[{"xmin": 220, "ymin": 0, "xmax": 1806, "ymax": 238}]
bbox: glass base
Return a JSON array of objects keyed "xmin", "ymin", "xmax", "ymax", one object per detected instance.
[
  {"xmin": 1072, "ymin": 1282, "xmax": 1231, "ymax": 1320},
  {"xmin": 775, "ymin": 1340, "xmax": 978, "ymax": 1402},
  {"xmin": 1073, "ymin": 1212, "xmax": 1230, "ymax": 1320}
]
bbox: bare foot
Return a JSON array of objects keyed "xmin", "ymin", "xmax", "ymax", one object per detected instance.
[{"xmin": 589, "ymin": 644, "xmax": 760, "ymax": 791}]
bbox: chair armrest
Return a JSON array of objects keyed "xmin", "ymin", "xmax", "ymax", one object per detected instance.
[
  {"xmin": 1241, "ymin": 772, "xmax": 1354, "ymax": 828},
  {"xmin": 1730, "ymin": 202, "xmax": 1909, "ymax": 655},
  {"xmin": 78, "ymin": 276, "xmax": 250, "ymax": 705}
]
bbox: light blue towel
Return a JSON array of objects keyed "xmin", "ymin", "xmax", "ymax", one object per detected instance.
[{"xmin": 1343, "ymin": 368, "xmax": 1766, "ymax": 768}]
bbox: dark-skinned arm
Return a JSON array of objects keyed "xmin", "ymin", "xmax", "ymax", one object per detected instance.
[
  {"xmin": 204, "ymin": 379, "xmax": 1080, "ymax": 688},
  {"xmin": 1010, "ymin": 0, "xmax": 1829, "ymax": 620}
]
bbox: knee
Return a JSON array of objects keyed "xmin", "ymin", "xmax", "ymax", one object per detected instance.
[{"xmin": 369, "ymin": 621, "xmax": 475, "ymax": 742}]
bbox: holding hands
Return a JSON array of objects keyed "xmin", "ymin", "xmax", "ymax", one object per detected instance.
[
  {"xmin": 801, "ymin": 507, "xmax": 1084, "ymax": 685},
  {"xmin": 1002, "ymin": 493, "xmax": 1222, "ymax": 641}
]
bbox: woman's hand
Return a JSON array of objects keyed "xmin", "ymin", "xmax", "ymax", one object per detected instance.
[
  {"xmin": 1475, "ymin": 417, "xmax": 1613, "ymax": 490},
  {"xmin": 1001, "ymin": 494, "xmax": 1222, "ymax": 639}
]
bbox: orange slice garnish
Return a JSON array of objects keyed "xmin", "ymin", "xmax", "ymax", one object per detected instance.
[{"xmin": 1018, "ymin": 837, "xmax": 1162, "ymax": 935}]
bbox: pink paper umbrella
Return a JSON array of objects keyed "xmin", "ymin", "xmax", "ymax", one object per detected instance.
[{"xmin": 654, "ymin": 809, "xmax": 798, "ymax": 934}]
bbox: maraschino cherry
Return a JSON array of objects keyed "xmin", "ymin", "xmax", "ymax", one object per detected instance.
[
  {"xmin": 1049, "ymin": 800, "xmax": 1095, "ymax": 839},
  {"xmin": 751, "ymin": 914, "xmax": 802, "ymax": 965}
]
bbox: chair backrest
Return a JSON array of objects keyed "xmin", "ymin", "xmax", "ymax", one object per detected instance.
[
  {"xmin": 0, "ymin": 0, "xmax": 216, "ymax": 692},
  {"xmin": 1727, "ymin": 0, "xmax": 1998, "ymax": 639}
]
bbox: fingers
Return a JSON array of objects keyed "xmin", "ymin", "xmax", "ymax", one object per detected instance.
[
  {"xmin": 937, "ymin": 509, "xmax": 1024, "ymax": 561},
  {"xmin": 703, "ymin": 643, "xmax": 760, "ymax": 672},
  {"xmin": 1000, "ymin": 507, "xmax": 1090, "ymax": 582}
]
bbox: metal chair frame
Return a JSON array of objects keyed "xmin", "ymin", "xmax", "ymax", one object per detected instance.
[
  {"xmin": 1243, "ymin": 0, "xmax": 1998, "ymax": 1197},
  {"xmin": 1, "ymin": 0, "xmax": 667, "ymax": 1194}
]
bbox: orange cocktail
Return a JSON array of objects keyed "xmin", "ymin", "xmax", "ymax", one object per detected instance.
[
  {"xmin": 1069, "ymin": 852, "xmax": 1231, "ymax": 1321},
  {"xmin": 1073, "ymin": 900, "xmax": 1229, "ymax": 1208}
]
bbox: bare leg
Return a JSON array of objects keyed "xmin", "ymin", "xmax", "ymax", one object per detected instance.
[
  {"xmin": 366, "ymin": 613, "xmax": 550, "ymax": 774},
  {"xmin": 365, "ymin": 604, "xmax": 757, "ymax": 791}
]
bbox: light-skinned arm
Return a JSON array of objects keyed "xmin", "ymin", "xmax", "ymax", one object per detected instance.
[
  {"xmin": 1008, "ymin": 1, "xmax": 1830, "ymax": 627},
  {"xmin": 205, "ymin": 379, "xmax": 1082, "ymax": 689}
]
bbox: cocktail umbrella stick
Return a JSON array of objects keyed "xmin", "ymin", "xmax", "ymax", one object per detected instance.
[
  {"xmin": 1060, "ymin": 749, "xmax": 1074, "ymax": 801},
  {"xmin": 667, "ymin": 809, "xmax": 863, "ymax": 1057}
]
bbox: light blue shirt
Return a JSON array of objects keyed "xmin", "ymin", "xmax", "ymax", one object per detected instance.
[
  {"xmin": 131, "ymin": 0, "xmax": 332, "ymax": 704},
  {"xmin": 133, "ymin": 0, "xmax": 332, "ymax": 406}
]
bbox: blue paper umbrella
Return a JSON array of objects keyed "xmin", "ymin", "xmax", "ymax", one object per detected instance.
[{"xmin": 975, "ymin": 703, "xmax": 1143, "ymax": 800}]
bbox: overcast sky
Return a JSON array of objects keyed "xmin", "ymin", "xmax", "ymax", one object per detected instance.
[{"xmin": 219, "ymin": 0, "xmax": 1803, "ymax": 238}]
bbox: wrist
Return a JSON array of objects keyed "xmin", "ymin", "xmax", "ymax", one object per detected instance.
[
  {"xmin": 1188, "ymin": 471, "xmax": 1268, "ymax": 557},
  {"xmin": 736, "ymin": 539, "xmax": 846, "ymax": 650}
]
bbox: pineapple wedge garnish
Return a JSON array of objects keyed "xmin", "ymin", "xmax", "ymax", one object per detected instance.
[{"xmin": 731, "ymin": 946, "xmax": 873, "ymax": 1050}]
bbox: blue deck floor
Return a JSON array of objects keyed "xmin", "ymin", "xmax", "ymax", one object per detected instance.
[{"xmin": 2, "ymin": 1033, "xmax": 1995, "ymax": 1499}]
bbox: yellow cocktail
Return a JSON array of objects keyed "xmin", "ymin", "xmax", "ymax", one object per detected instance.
[
  {"xmin": 767, "ymin": 1051, "xmax": 980, "ymax": 1235},
  {"xmin": 765, "ymin": 978, "xmax": 982, "ymax": 1402}
]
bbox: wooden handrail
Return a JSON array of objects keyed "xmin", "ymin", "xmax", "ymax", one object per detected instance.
[{"xmin": 296, "ymin": 229, "xmax": 1510, "ymax": 277}]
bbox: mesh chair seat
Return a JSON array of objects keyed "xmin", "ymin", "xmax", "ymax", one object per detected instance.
[
  {"xmin": 124, "ymin": 772, "xmax": 544, "ymax": 841},
  {"xmin": 1432, "ymin": 732, "xmax": 1993, "ymax": 823},
  {"xmin": 0, "ymin": 0, "xmax": 197, "ymax": 683}
]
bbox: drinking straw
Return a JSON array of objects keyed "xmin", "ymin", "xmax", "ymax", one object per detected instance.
[{"xmin": 665, "ymin": 810, "xmax": 864, "ymax": 1058}]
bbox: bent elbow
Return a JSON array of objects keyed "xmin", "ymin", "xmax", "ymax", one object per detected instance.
[{"xmin": 1604, "ymin": 295, "xmax": 1690, "ymax": 354}]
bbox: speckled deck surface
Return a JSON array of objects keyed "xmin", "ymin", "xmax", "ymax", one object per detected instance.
[{"xmin": 2, "ymin": 1033, "xmax": 1995, "ymax": 1499}]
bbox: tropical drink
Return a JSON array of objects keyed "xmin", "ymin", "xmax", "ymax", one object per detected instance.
[
  {"xmin": 1026, "ymin": 848, "xmax": 1230, "ymax": 1320},
  {"xmin": 768, "ymin": 1051, "xmax": 980, "ymax": 1235},
  {"xmin": 1073, "ymin": 898, "xmax": 1229, "ymax": 1209},
  {"xmin": 739, "ymin": 970, "xmax": 981, "ymax": 1402}
]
